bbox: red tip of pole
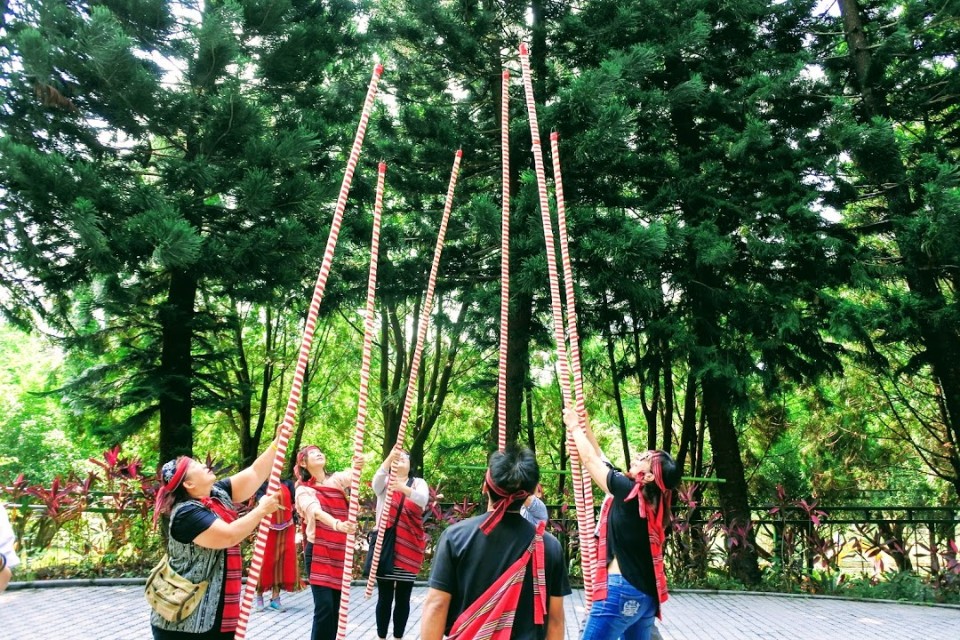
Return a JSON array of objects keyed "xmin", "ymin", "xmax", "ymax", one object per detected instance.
[
  {"xmin": 379, "ymin": 162, "xmax": 387, "ymax": 173},
  {"xmin": 520, "ymin": 43, "xmax": 528, "ymax": 56},
  {"xmin": 374, "ymin": 63, "xmax": 384, "ymax": 76},
  {"xmin": 456, "ymin": 149, "xmax": 463, "ymax": 158},
  {"xmin": 502, "ymin": 70, "xmax": 510, "ymax": 79},
  {"xmin": 551, "ymin": 132, "xmax": 559, "ymax": 141}
]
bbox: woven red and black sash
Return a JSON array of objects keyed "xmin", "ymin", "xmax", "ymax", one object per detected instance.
[
  {"xmin": 447, "ymin": 520, "xmax": 547, "ymax": 640},
  {"xmin": 261, "ymin": 482, "xmax": 300, "ymax": 591},
  {"xmin": 303, "ymin": 482, "xmax": 348, "ymax": 589},
  {"xmin": 594, "ymin": 492, "xmax": 669, "ymax": 618},
  {"xmin": 200, "ymin": 497, "xmax": 242, "ymax": 632},
  {"xmin": 385, "ymin": 489, "xmax": 427, "ymax": 574}
]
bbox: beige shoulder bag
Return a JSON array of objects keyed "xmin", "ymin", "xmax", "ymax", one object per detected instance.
[{"xmin": 144, "ymin": 555, "xmax": 209, "ymax": 623}]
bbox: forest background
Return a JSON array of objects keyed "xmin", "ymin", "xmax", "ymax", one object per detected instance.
[{"xmin": 1, "ymin": 0, "xmax": 959, "ymax": 598}]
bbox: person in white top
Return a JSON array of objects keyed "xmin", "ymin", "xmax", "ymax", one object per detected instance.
[
  {"xmin": 370, "ymin": 448, "xmax": 429, "ymax": 640},
  {"xmin": 1, "ymin": 503, "xmax": 22, "ymax": 593}
]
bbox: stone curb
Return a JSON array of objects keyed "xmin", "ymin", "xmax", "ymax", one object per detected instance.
[
  {"xmin": 7, "ymin": 577, "xmax": 148, "ymax": 589},
  {"xmin": 7, "ymin": 579, "xmax": 960, "ymax": 610},
  {"xmin": 6, "ymin": 578, "xmax": 432, "ymax": 591}
]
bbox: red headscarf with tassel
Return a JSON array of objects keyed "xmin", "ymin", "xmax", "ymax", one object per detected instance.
[
  {"xmin": 625, "ymin": 452, "xmax": 671, "ymax": 609},
  {"xmin": 152, "ymin": 457, "xmax": 190, "ymax": 529}
]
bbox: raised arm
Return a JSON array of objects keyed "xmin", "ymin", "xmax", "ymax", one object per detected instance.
[
  {"xmin": 569, "ymin": 416, "xmax": 611, "ymax": 495},
  {"xmin": 563, "ymin": 407, "xmax": 602, "ymax": 456},
  {"xmin": 228, "ymin": 438, "xmax": 279, "ymax": 503},
  {"xmin": 373, "ymin": 448, "xmax": 401, "ymax": 496},
  {"xmin": 388, "ymin": 476, "xmax": 430, "ymax": 509}
]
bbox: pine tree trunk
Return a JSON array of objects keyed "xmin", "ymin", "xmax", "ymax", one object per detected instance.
[
  {"xmin": 506, "ymin": 289, "xmax": 533, "ymax": 443},
  {"xmin": 702, "ymin": 377, "xmax": 762, "ymax": 584},
  {"xmin": 158, "ymin": 270, "xmax": 198, "ymax": 463},
  {"xmin": 602, "ymin": 309, "xmax": 630, "ymax": 467},
  {"xmin": 661, "ymin": 335, "xmax": 675, "ymax": 453},
  {"xmin": 676, "ymin": 373, "xmax": 698, "ymax": 474}
]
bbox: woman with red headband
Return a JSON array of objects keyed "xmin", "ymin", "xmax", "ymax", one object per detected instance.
[
  {"xmin": 566, "ymin": 409, "xmax": 682, "ymax": 640},
  {"xmin": 150, "ymin": 443, "xmax": 282, "ymax": 639},
  {"xmin": 294, "ymin": 446, "xmax": 358, "ymax": 640}
]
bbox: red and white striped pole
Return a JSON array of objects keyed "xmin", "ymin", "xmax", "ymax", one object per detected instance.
[
  {"xmin": 234, "ymin": 62, "xmax": 383, "ymax": 640},
  {"xmin": 496, "ymin": 69, "xmax": 511, "ymax": 453},
  {"xmin": 518, "ymin": 43, "xmax": 596, "ymax": 606},
  {"xmin": 550, "ymin": 130, "xmax": 598, "ymax": 595},
  {"xmin": 335, "ymin": 162, "xmax": 387, "ymax": 640},
  {"xmin": 364, "ymin": 150, "xmax": 463, "ymax": 597}
]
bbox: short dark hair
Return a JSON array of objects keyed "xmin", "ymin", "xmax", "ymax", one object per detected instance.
[{"xmin": 487, "ymin": 445, "xmax": 539, "ymax": 508}]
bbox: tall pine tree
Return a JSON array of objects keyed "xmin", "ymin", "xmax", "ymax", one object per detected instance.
[
  {"xmin": 0, "ymin": 0, "xmax": 369, "ymax": 463},
  {"xmin": 551, "ymin": 0, "xmax": 855, "ymax": 583}
]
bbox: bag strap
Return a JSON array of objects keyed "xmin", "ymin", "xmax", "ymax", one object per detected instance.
[
  {"xmin": 392, "ymin": 488, "xmax": 407, "ymax": 529},
  {"xmin": 166, "ymin": 500, "xmax": 222, "ymax": 584}
]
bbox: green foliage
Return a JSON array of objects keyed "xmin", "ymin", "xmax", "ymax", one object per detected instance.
[{"xmin": 0, "ymin": 323, "xmax": 100, "ymax": 484}]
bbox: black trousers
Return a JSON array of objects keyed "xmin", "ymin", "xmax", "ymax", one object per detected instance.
[
  {"xmin": 305, "ymin": 542, "xmax": 342, "ymax": 640},
  {"xmin": 375, "ymin": 578, "xmax": 414, "ymax": 638}
]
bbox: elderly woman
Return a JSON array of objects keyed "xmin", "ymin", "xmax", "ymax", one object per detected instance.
[
  {"xmin": 370, "ymin": 448, "xmax": 429, "ymax": 640},
  {"xmin": 565, "ymin": 409, "xmax": 682, "ymax": 640},
  {"xmin": 294, "ymin": 446, "xmax": 358, "ymax": 640},
  {"xmin": 151, "ymin": 444, "xmax": 281, "ymax": 640}
]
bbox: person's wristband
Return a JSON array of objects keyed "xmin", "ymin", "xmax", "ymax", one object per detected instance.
[
  {"xmin": 270, "ymin": 440, "xmax": 279, "ymax": 452},
  {"xmin": 334, "ymin": 520, "xmax": 341, "ymax": 532},
  {"xmin": 0, "ymin": 554, "xmax": 7, "ymax": 572}
]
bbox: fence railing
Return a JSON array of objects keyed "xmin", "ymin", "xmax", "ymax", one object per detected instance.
[{"xmin": 4, "ymin": 494, "xmax": 959, "ymax": 586}]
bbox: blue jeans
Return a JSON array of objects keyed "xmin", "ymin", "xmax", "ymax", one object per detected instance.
[{"xmin": 581, "ymin": 574, "xmax": 657, "ymax": 640}]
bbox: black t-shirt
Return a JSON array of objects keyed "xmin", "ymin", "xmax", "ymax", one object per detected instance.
[
  {"xmin": 170, "ymin": 479, "xmax": 233, "ymax": 544},
  {"xmin": 164, "ymin": 479, "xmax": 233, "ymax": 632},
  {"xmin": 429, "ymin": 511, "xmax": 571, "ymax": 640},
  {"xmin": 606, "ymin": 469, "xmax": 656, "ymax": 598}
]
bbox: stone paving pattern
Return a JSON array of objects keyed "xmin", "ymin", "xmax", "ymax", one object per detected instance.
[{"xmin": 1, "ymin": 585, "xmax": 957, "ymax": 639}]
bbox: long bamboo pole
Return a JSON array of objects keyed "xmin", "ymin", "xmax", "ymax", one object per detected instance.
[
  {"xmin": 234, "ymin": 62, "xmax": 382, "ymax": 640},
  {"xmin": 335, "ymin": 162, "xmax": 387, "ymax": 640},
  {"xmin": 364, "ymin": 150, "xmax": 463, "ymax": 597},
  {"xmin": 550, "ymin": 130, "xmax": 598, "ymax": 599},
  {"xmin": 518, "ymin": 43, "xmax": 596, "ymax": 607},
  {"xmin": 496, "ymin": 69, "xmax": 511, "ymax": 453}
]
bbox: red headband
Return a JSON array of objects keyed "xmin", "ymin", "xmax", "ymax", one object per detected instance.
[
  {"xmin": 152, "ymin": 457, "xmax": 190, "ymax": 529},
  {"xmin": 480, "ymin": 469, "xmax": 531, "ymax": 535},
  {"xmin": 296, "ymin": 446, "xmax": 321, "ymax": 483},
  {"xmin": 297, "ymin": 445, "xmax": 320, "ymax": 466}
]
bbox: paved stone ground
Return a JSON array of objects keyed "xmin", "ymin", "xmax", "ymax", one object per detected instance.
[{"xmin": 0, "ymin": 585, "xmax": 957, "ymax": 639}]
